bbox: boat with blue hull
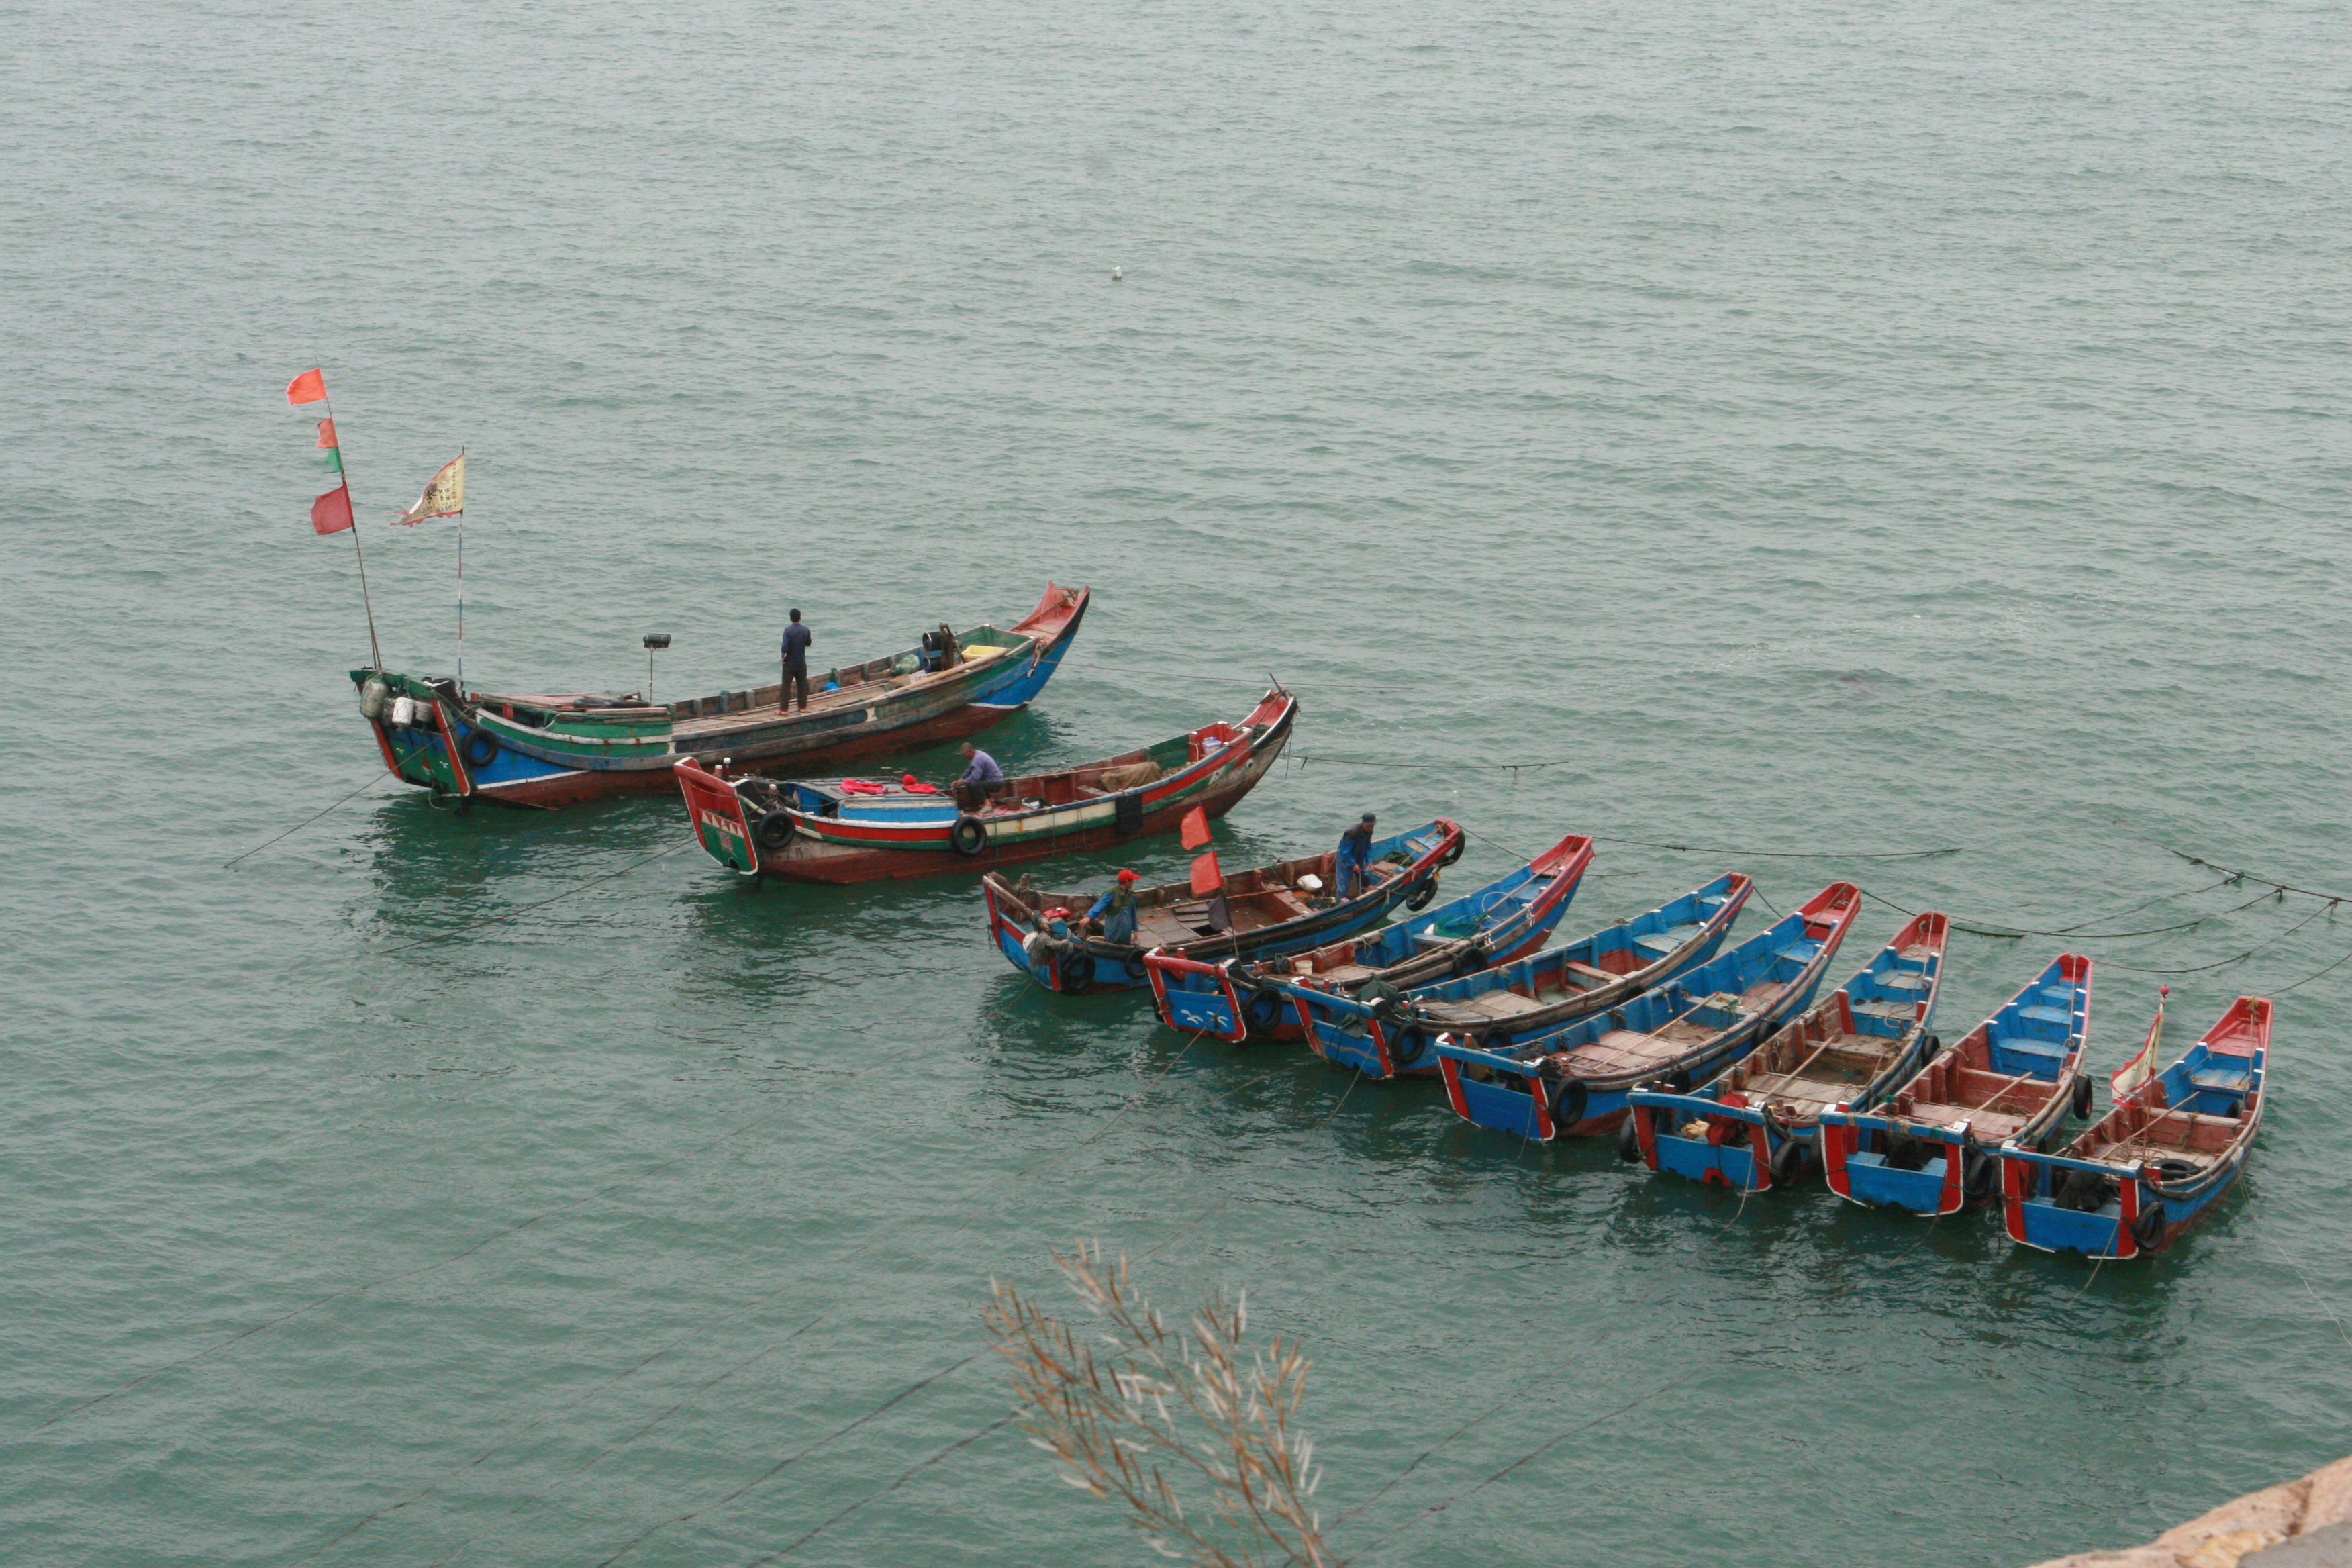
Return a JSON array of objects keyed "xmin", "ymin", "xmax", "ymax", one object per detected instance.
[
  {"xmin": 2000, "ymin": 995, "xmax": 2270, "ymax": 1259},
  {"xmin": 675, "ymin": 690, "xmax": 1295, "ymax": 883},
  {"xmin": 1273, "ymin": 871, "xmax": 1753, "ymax": 1080},
  {"xmin": 1138, "ymin": 831, "xmax": 1596, "ymax": 1046},
  {"xmin": 1622, "ymin": 912, "xmax": 1950, "ymax": 1193},
  {"xmin": 1435, "ymin": 882, "xmax": 1862, "ymax": 1142},
  {"xmin": 1821, "ymin": 954, "xmax": 2094, "ymax": 1218},
  {"xmin": 350, "ymin": 584, "xmax": 1089, "ymax": 808},
  {"xmin": 983, "ymin": 820, "xmax": 1465, "ymax": 995}
]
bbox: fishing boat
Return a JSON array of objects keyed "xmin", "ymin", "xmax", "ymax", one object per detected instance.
[
  {"xmin": 349, "ymin": 584, "xmax": 1089, "ymax": 807},
  {"xmin": 1999, "ymin": 995, "xmax": 2270, "ymax": 1259},
  {"xmin": 1264, "ymin": 871, "xmax": 1752, "ymax": 1079},
  {"xmin": 675, "ymin": 689, "xmax": 1297, "ymax": 883},
  {"xmin": 983, "ymin": 820, "xmax": 1465, "ymax": 995},
  {"xmin": 1138, "ymin": 831, "xmax": 1596, "ymax": 1046},
  {"xmin": 1819, "ymin": 954, "xmax": 2093, "ymax": 1218},
  {"xmin": 1435, "ymin": 883, "xmax": 1862, "ymax": 1142},
  {"xmin": 1622, "ymin": 912, "xmax": 1950, "ymax": 1193}
]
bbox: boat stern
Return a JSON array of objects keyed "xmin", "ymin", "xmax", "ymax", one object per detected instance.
[
  {"xmin": 1627, "ymin": 1088, "xmax": 1773, "ymax": 1192},
  {"xmin": 1144, "ymin": 951, "xmax": 1250, "ymax": 1041},
  {"xmin": 675, "ymin": 758, "xmax": 761, "ymax": 875}
]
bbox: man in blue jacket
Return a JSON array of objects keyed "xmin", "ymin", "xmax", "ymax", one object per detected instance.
[{"xmin": 1336, "ymin": 812, "xmax": 1379, "ymax": 897}]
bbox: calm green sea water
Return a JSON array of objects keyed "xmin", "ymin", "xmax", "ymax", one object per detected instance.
[{"xmin": 5, "ymin": 2, "xmax": 2349, "ymax": 1564}]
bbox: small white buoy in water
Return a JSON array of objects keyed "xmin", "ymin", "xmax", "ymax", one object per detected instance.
[{"xmin": 1111, "ymin": 266, "xmax": 1123, "ymax": 281}]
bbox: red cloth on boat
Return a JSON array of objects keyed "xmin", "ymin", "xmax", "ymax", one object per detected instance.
[
  {"xmin": 901, "ymin": 773, "xmax": 939, "ymax": 794},
  {"xmin": 839, "ymin": 779, "xmax": 887, "ymax": 794}
]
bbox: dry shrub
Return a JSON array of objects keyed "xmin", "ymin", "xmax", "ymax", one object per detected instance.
[{"xmin": 983, "ymin": 1241, "xmax": 1341, "ymax": 1567}]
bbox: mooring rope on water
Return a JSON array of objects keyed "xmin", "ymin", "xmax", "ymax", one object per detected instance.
[
  {"xmin": 32, "ymin": 1101, "xmax": 798, "ymax": 1434},
  {"xmin": 377, "ymin": 841, "xmax": 701, "ymax": 954},
  {"xmin": 219, "ymin": 768, "xmax": 391, "ymax": 868},
  {"xmin": 402, "ymin": 1033, "xmax": 1221, "ymax": 1567}
]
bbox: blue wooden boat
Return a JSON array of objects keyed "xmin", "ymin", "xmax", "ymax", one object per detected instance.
[
  {"xmin": 352, "ymin": 584, "xmax": 1088, "ymax": 807},
  {"xmin": 1820, "ymin": 954, "xmax": 2093, "ymax": 1218},
  {"xmin": 1267, "ymin": 872, "xmax": 1753, "ymax": 1080},
  {"xmin": 1434, "ymin": 882, "xmax": 1862, "ymax": 1141},
  {"xmin": 1138, "ymin": 831, "xmax": 1596, "ymax": 1046},
  {"xmin": 1622, "ymin": 912, "xmax": 1949, "ymax": 1193},
  {"xmin": 2000, "ymin": 995, "xmax": 2270, "ymax": 1259},
  {"xmin": 982, "ymin": 820, "xmax": 1465, "ymax": 995}
]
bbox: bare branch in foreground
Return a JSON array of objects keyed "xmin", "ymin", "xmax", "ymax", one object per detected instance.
[{"xmin": 983, "ymin": 1241, "xmax": 1341, "ymax": 1568}]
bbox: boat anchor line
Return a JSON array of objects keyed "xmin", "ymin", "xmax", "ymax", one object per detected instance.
[
  {"xmin": 1858, "ymin": 885, "xmax": 2343, "ymax": 979},
  {"xmin": 345, "ymin": 1032, "xmax": 1227, "ymax": 1568}
]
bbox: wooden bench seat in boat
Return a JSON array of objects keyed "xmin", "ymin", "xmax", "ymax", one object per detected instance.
[
  {"xmin": 1563, "ymin": 961, "xmax": 1616, "ymax": 983},
  {"xmin": 1896, "ymin": 1099, "xmax": 2033, "ymax": 1140}
]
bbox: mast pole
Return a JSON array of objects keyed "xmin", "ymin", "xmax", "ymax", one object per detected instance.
[
  {"xmin": 325, "ymin": 391, "xmax": 385, "ymax": 669},
  {"xmin": 455, "ymin": 447, "xmax": 465, "ymax": 691}
]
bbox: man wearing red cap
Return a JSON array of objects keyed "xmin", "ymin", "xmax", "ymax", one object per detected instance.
[{"xmin": 1086, "ymin": 867, "xmax": 1142, "ymax": 942}]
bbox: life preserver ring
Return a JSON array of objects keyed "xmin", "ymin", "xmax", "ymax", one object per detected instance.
[
  {"xmin": 950, "ymin": 816, "xmax": 989, "ymax": 857},
  {"xmin": 2070, "ymin": 1075, "xmax": 2095, "ymax": 1119},
  {"xmin": 1405, "ymin": 879, "xmax": 1439, "ymax": 912},
  {"xmin": 1549, "ymin": 1079, "xmax": 1589, "ymax": 1130},
  {"xmin": 462, "ymin": 729, "xmax": 499, "ymax": 769},
  {"xmin": 754, "ymin": 810, "xmax": 797, "ymax": 852},
  {"xmin": 1059, "ymin": 951, "xmax": 1096, "ymax": 991}
]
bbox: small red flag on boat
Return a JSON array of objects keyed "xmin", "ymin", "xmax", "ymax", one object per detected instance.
[
  {"xmin": 2111, "ymin": 985, "xmax": 2167, "ymax": 1100},
  {"xmin": 311, "ymin": 483, "xmax": 356, "ymax": 535},
  {"xmin": 1189, "ymin": 851, "xmax": 1222, "ymax": 896},
  {"xmin": 315, "ymin": 418, "xmax": 338, "ymax": 448},
  {"xmin": 287, "ymin": 368, "xmax": 328, "ymax": 405},
  {"xmin": 1181, "ymin": 806, "xmax": 1212, "ymax": 850}
]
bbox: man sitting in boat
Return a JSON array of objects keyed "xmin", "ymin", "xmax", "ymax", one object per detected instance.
[
  {"xmin": 1336, "ymin": 813, "xmax": 1378, "ymax": 897},
  {"xmin": 1085, "ymin": 869, "xmax": 1142, "ymax": 942},
  {"xmin": 952, "ymin": 742, "xmax": 1010, "ymax": 811}
]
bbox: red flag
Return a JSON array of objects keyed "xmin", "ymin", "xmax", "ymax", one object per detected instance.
[
  {"xmin": 287, "ymin": 368, "xmax": 328, "ymax": 405},
  {"xmin": 311, "ymin": 484, "xmax": 355, "ymax": 535},
  {"xmin": 1189, "ymin": 851, "xmax": 1222, "ymax": 896},
  {"xmin": 1180, "ymin": 806, "xmax": 1212, "ymax": 850},
  {"xmin": 315, "ymin": 418, "xmax": 338, "ymax": 448}
]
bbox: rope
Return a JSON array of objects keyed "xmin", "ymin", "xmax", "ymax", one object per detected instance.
[
  {"xmin": 32, "ymin": 1103, "xmax": 794, "ymax": 1433},
  {"xmin": 2165, "ymin": 848, "xmax": 2352, "ymax": 906},
  {"xmin": 378, "ymin": 842, "xmax": 699, "ymax": 954},
  {"xmin": 1858, "ymin": 881, "xmax": 2281, "ymax": 942},
  {"xmin": 418, "ymin": 1034, "xmax": 1216, "ymax": 1565},
  {"xmin": 591, "ymin": 1351, "xmax": 989, "ymax": 1567},
  {"xmin": 738, "ymin": 1415, "xmax": 1022, "ymax": 1565},
  {"xmin": 219, "ymin": 769, "xmax": 389, "ymax": 868},
  {"xmin": 2101, "ymin": 900, "xmax": 2336, "ymax": 975}
]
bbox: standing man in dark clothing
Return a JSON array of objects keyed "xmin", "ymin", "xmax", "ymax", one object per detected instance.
[{"xmin": 781, "ymin": 608, "xmax": 813, "ymax": 712}]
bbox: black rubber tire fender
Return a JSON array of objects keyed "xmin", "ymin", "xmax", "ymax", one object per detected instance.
[
  {"xmin": 1616, "ymin": 1114, "xmax": 1644, "ymax": 1163},
  {"xmin": 1406, "ymin": 879, "xmax": 1439, "ymax": 912},
  {"xmin": 1124, "ymin": 954, "xmax": 1151, "ymax": 983},
  {"xmin": 950, "ymin": 816, "xmax": 989, "ymax": 857},
  {"xmin": 1244, "ymin": 987, "xmax": 1285, "ymax": 1032},
  {"xmin": 754, "ymin": 810, "xmax": 797, "ymax": 852},
  {"xmin": 1388, "ymin": 1028, "xmax": 1432, "ymax": 1070},
  {"xmin": 2153, "ymin": 1157, "xmax": 2196, "ymax": 1184},
  {"xmin": 1440, "ymin": 836, "xmax": 1466, "ymax": 867},
  {"xmin": 1770, "ymin": 1135, "xmax": 1812, "ymax": 1189},
  {"xmin": 2070, "ymin": 1074, "xmax": 2095, "ymax": 1120},
  {"xmin": 1549, "ymin": 1079, "xmax": 1589, "ymax": 1130},
  {"xmin": 462, "ymin": 728, "xmax": 499, "ymax": 769},
  {"xmin": 2130, "ymin": 1199, "xmax": 2165, "ymax": 1253},
  {"xmin": 1962, "ymin": 1146, "xmax": 1998, "ymax": 1201},
  {"xmin": 1059, "ymin": 950, "xmax": 1097, "ymax": 991}
]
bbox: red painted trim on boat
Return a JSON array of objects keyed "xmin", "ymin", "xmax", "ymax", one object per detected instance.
[{"xmin": 432, "ymin": 699, "xmax": 473, "ymax": 795}]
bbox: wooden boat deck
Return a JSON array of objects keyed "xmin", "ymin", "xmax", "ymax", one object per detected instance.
[
  {"xmin": 1536, "ymin": 981, "xmax": 1786, "ymax": 1076},
  {"xmin": 1133, "ymin": 865, "xmax": 1399, "ymax": 944},
  {"xmin": 1738, "ymin": 1031, "xmax": 1908, "ymax": 1114}
]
